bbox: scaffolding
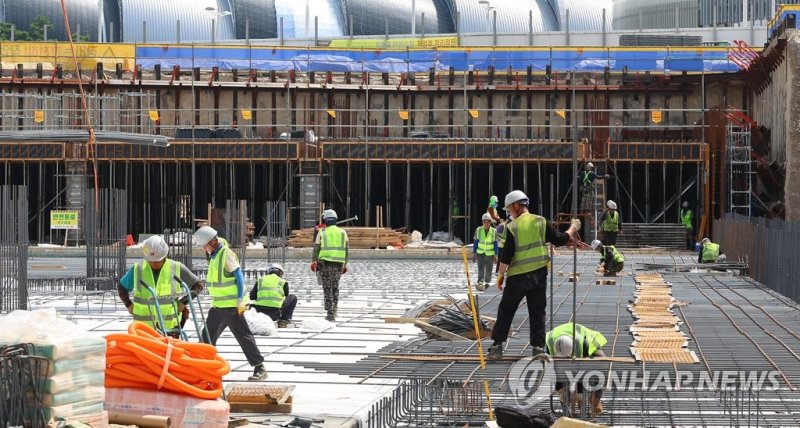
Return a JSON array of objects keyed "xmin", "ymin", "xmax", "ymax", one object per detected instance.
[{"xmin": 726, "ymin": 110, "xmax": 754, "ymax": 217}]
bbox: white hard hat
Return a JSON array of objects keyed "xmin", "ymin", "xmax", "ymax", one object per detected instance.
[
  {"xmin": 142, "ymin": 235, "xmax": 169, "ymax": 262},
  {"xmin": 591, "ymin": 239, "xmax": 602, "ymax": 250},
  {"xmin": 716, "ymin": 254, "xmax": 727, "ymax": 263},
  {"xmin": 586, "ymin": 162, "xmax": 594, "ymax": 169},
  {"xmin": 490, "ymin": 195, "xmax": 498, "ymax": 203},
  {"xmin": 607, "ymin": 200, "xmax": 617, "ymax": 210},
  {"xmin": 193, "ymin": 226, "xmax": 218, "ymax": 247},
  {"xmin": 267, "ymin": 263, "xmax": 284, "ymax": 276},
  {"xmin": 701, "ymin": 238, "xmax": 710, "ymax": 244},
  {"xmin": 481, "ymin": 213, "xmax": 492, "ymax": 222},
  {"xmin": 504, "ymin": 190, "xmax": 529, "ymax": 208},
  {"xmin": 553, "ymin": 335, "xmax": 575, "ymax": 357},
  {"xmin": 682, "ymin": 201, "xmax": 689, "ymax": 208},
  {"xmin": 322, "ymin": 209, "xmax": 338, "ymax": 220}
]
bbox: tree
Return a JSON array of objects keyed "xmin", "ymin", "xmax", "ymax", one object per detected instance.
[
  {"xmin": 0, "ymin": 15, "xmax": 53, "ymax": 41},
  {"xmin": 29, "ymin": 15, "xmax": 52, "ymax": 41}
]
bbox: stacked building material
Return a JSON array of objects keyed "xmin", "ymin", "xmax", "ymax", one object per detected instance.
[
  {"xmin": 615, "ymin": 224, "xmax": 687, "ymax": 249},
  {"xmin": 288, "ymin": 227, "xmax": 409, "ymax": 249},
  {"xmin": 628, "ymin": 273, "xmax": 698, "ymax": 363}
]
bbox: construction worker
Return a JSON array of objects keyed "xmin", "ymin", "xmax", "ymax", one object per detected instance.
[
  {"xmin": 488, "ymin": 190, "xmax": 580, "ymax": 359},
  {"xmin": 249, "ymin": 263, "xmax": 296, "ymax": 328},
  {"xmin": 680, "ymin": 201, "xmax": 695, "ymax": 250},
  {"xmin": 591, "ymin": 239, "xmax": 625, "ymax": 276},
  {"xmin": 698, "ymin": 238, "xmax": 724, "ymax": 264},
  {"xmin": 579, "ymin": 162, "xmax": 609, "ymax": 212},
  {"xmin": 311, "ymin": 209, "xmax": 349, "ymax": 322},
  {"xmin": 117, "ymin": 235, "xmax": 202, "ymax": 337},
  {"xmin": 472, "ymin": 213, "xmax": 498, "ymax": 292},
  {"xmin": 494, "ymin": 214, "xmax": 511, "ymax": 274},
  {"xmin": 487, "ymin": 195, "xmax": 502, "ymax": 224},
  {"xmin": 193, "ymin": 226, "xmax": 267, "ymax": 381},
  {"xmin": 547, "ymin": 322, "xmax": 608, "ymax": 414},
  {"xmin": 599, "ymin": 200, "xmax": 623, "ymax": 246}
]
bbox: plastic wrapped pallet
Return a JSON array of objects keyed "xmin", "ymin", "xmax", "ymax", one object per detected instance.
[
  {"xmin": 0, "ymin": 309, "xmax": 108, "ymax": 427},
  {"xmin": 104, "ymin": 387, "xmax": 230, "ymax": 428}
]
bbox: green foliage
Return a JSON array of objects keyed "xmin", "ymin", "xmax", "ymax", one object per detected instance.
[{"xmin": 0, "ymin": 15, "xmax": 68, "ymax": 41}]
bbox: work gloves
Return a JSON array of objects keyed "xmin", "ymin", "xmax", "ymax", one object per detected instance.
[
  {"xmin": 341, "ymin": 265, "xmax": 348, "ymax": 274},
  {"xmin": 570, "ymin": 218, "xmax": 582, "ymax": 231},
  {"xmin": 496, "ymin": 272, "xmax": 505, "ymax": 291},
  {"xmin": 310, "ymin": 261, "xmax": 318, "ymax": 272}
]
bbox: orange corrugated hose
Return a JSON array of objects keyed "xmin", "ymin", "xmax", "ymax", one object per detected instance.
[{"xmin": 105, "ymin": 322, "xmax": 230, "ymax": 400}]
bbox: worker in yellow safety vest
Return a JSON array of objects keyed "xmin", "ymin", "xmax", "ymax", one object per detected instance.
[
  {"xmin": 698, "ymin": 238, "xmax": 724, "ymax": 264},
  {"xmin": 194, "ymin": 226, "xmax": 267, "ymax": 381},
  {"xmin": 250, "ymin": 263, "xmax": 297, "ymax": 328},
  {"xmin": 547, "ymin": 323, "xmax": 608, "ymax": 415},
  {"xmin": 311, "ymin": 209, "xmax": 349, "ymax": 322},
  {"xmin": 472, "ymin": 213, "xmax": 498, "ymax": 292},
  {"xmin": 599, "ymin": 200, "xmax": 623, "ymax": 246},
  {"xmin": 680, "ymin": 201, "xmax": 695, "ymax": 250},
  {"xmin": 488, "ymin": 190, "xmax": 580, "ymax": 360},
  {"xmin": 591, "ymin": 239, "xmax": 625, "ymax": 276}
]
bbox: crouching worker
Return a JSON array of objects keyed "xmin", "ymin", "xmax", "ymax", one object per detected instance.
[
  {"xmin": 547, "ymin": 323, "xmax": 608, "ymax": 415},
  {"xmin": 591, "ymin": 239, "xmax": 625, "ymax": 277},
  {"xmin": 698, "ymin": 238, "xmax": 725, "ymax": 264},
  {"xmin": 250, "ymin": 263, "xmax": 297, "ymax": 328}
]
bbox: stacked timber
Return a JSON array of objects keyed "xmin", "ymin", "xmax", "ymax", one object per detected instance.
[{"xmin": 288, "ymin": 227, "xmax": 409, "ymax": 249}]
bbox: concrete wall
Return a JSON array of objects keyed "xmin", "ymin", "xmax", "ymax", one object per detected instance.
[{"xmin": 786, "ymin": 34, "xmax": 800, "ymax": 221}]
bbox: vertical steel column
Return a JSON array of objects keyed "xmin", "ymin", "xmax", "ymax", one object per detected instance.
[
  {"xmin": 570, "ymin": 71, "xmax": 578, "ymax": 356},
  {"xmin": 429, "ymin": 162, "xmax": 434, "ymax": 239},
  {"xmin": 645, "ymin": 161, "xmax": 650, "ymax": 222},
  {"xmin": 662, "ymin": 162, "xmax": 666, "ymax": 223},
  {"xmin": 405, "ymin": 162, "xmax": 411, "ymax": 232},
  {"xmin": 346, "ymin": 161, "xmax": 351, "ymax": 217},
  {"xmin": 537, "ymin": 162, "xmax": 543, "ymax": 216},
  {"xmin": 629, "ymin": 162, "xmax": 634, "ymax": 223},
  {"xmin": 448, "ymin": 162, "xmax": 453, "ymax": 241},
  {"xmin": 386, "ymin": 162, "xmax": 391, "ymax": 227},
  {"xmin": 678, "ymin": 162, "xmax": 683, "ymax": 223}
]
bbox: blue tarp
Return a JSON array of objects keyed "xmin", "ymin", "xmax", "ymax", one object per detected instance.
[{"xmin": 135, "ymin": 46, "xmax": 739, "ymax": 73}]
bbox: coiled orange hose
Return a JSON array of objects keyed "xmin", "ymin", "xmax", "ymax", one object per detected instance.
[{"xmin": 105, "ymin": 322, "xmax": 230, "ymax": 399}]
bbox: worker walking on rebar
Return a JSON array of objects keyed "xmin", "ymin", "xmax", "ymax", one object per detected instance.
[
  {"xmin": 311, "ymin": 209, "xmax": 349, "ymax": 322},
  {"xmin": 249, "ymin": 263, "xmax": 296, "ymax": 328},
  {"xmin": 547, "ymin": 322, "xmax": 608, "ymax": 415},
  {"xmin": 680, "ymin": 201, "xmax": 695, "ymax": 250},
  {"xmin": 193, "ymin": 226, "xmax": 267, "ymax": 381},
  {"xmin": 698, "ymin": 238, "xmax": 725, "ymax": 264},
  {"xmin": 591, "ymin": 239, "xmax": 625, "ymax": 277},
  {"xmin": 117, "ymin": 235, "xmax": 202, "ymax": 338},
  {"xmin": 472, "ymin": 213, "xmax": 498, "ymax": 292},
  {"xmin": 488, "ymin": 190, "xmax": 580, "ymax": 360},
  {"xmin": 599, "ymin": 200, "xmax": 623, "ymax": 246}
]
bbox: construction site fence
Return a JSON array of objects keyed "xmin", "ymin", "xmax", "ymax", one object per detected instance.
[
  {"xmin": 713, "ymin": 213, "xmax": 800, "ymax": 303},
  {"xmin": 0, "ymin": 42, "xmax": 742, "ymax": 73}
]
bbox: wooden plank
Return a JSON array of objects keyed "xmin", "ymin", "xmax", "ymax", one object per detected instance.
[
  {"xmin": 413, "ymin": 320, "xmax": 470, "ymax": 341},
  {"xmin": 384, "ymin": 317, "xmax": 429, "ymax": 324},
  {"xmin": 228, "ymin": 397, "xmax": 293, "ymax": 414}
]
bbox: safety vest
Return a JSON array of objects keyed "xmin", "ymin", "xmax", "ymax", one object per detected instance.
[
  {"xmin": 702, "ymin": 242, "xmax": 720, "ymax": 262},
  {"xmin": 680, "ymin": 208, "xmax": 693, "ymax": 230},
  {"xmin": 506, "ymin": 213, "xmax": 549, "ymax": 277},
  {"xmin": 132, "ymin": 259, "xmax": 182, "ymax": 330},
  {"xmin": 475, "ymin": 227, "xmax": 496, "ymax": 256},
  {"xmin": 581, "ymin": 171, "xmax": 593, "ymax": 187},
  {"xmin": 207, "ymin": 244, "xmax": 239, "ymax": 308},
  {"xmin": 319, "ymin": 225, "xmax": 347, "ymax": 263},
  {"xmin": 601, "ymin": 245, "xmax": 625, "ymax": 264},
  {"xmin": 254, "ymin": 274, "xmax": 286, "ymax": 308},
  {"xmin": 602, "ymin": 211, "xmax": 619, "ymax": 232},
  {"xmin": 546, "ymin": 323, "xmax": 607, "ymax": 357}
]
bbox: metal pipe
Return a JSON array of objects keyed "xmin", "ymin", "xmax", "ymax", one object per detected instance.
[{"xmin": 570, "ymin": 71, "xmax": 578, "ymax": 356}]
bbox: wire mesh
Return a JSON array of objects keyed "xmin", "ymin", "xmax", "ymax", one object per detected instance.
[
  {"xmin": 84, "ymin": 188, "xmax": 127, "ymax": 289},
  {"xmin": 225, "ymin": 199, "xmax": 249, "ymax": 269},
  {"xmin": 263, "ymin": 200, "xmax": 288, "ymax": 266},
  {"xmin": 0, "ymin": 185, "xmax": 28, "ymax": 313}
]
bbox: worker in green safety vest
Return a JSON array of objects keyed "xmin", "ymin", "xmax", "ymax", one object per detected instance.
[
  {"xmin": 311, "ymin": 209, "xmax": 349, "ymax": 322},
  {"xmin": 472, "ymin": 213, "xmax": 498, "ymax": 292},
  {"xmin": 194, "ymin": 226, "xmax": 267, "ymax": 381},
  {"xmin": 698, "ymin": 238, "xmax": 724, "ymax": 264},
  {"xmin": 680, "ymin": 201, "xmax": 695, "ymax": 250},
  {"xmin": 488, "ymin": 190, "xmax": 580, "ymax": 360},
  {"xmin": 599, "ymin": 200, "xmax": 623, "ymax": 246},
  {"xmin": 591, "ymin": 240, "xmax": 625, "ymax": 276},
  {"xmin": 117, "ymin": 235, "xmax": 202, "ymax": 338},
  {"xmin": 546, "ymin": 322, "xmax": 608, "ymax": 415},
  {"xmin": 250, "ymin": 263, "xmax": 296, "ymax": 328}
]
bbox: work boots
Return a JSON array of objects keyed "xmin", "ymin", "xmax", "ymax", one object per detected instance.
[
  {"xmin": 277, "ymin": 319, "xmax": 290, "ymax": 328},
  {"xmin": 248, "ymin": 364, "xmax": 268, "ymax": 381},
  {"xmin": 487, "ymin": 343, "xmax": 503, "ymax": 361},
  {"xmin": 325, "ymin": 312, "xmax": 336, "ymax": 322},
  {"xmin": 530, "ymin": 346, "xmax": 546, "ymax": 356},
  {"xmin": 476, "ymin": 281, "xmax": 486, "ymax": 292},
  {"xmin": 591, "ymin": 392, "xmax": 603, "ymax": 415}
]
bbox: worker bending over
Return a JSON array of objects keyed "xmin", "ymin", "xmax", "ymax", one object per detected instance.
[
  {"xmin": 118, "ymin": 235, "xmax": 202, "ymax": 337},
  {"xmin": 591, "ymin": 240, "xmax": 625, "ymax": 277},
  {"xmin": 547, "ymin": 322, "xmax": 608, "ymax": 414},
  {"xmin": 599, "ymin": 200, "xmax": 622, "ymax": 246},
  {"xmin": 194, "ymin": 226, "xmax": 267, "ymax": 381},
  {"xmin": 250, "ymin": 263, "xmax": 297, "ymax": 328},
  {"xmin": 311, "ymin": 209, "xmax": 349, "ymax": 322},
  {"xmin": 473, "ymin": 213, "xmax": 498, "ymax": 291},
  {"xmin": 698, "ymin": 238, "xmax": 725, "ymax": 264},
  {"xmin": 488, "ymin": 190, "xmax": 580, "ymax": 359}
]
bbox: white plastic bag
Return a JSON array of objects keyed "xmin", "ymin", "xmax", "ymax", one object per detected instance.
[
  {"xmin": 244, "ymin": 308, "xmax": 277, "ymax": 336},
  {"xmin": 303, "ymin": 318, "xmax": 334, "ymax": 331}
]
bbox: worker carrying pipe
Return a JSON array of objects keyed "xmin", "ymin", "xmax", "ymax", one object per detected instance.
[
  {"xmin": 310, "ymin": 209, "xmax": 349, "ymax": 322},
  {"xmin": 117, "ymin": 235, "xmax": 202, "ymax": 338},
  {"xmin": 591, "ymin": 239, "xmax": 625, "ymax": 277},
  {"xmin": 547, "ymin": 322, "xmax": 608, "ymax": 415},
  {"xmin": 488, "ymin": 190, "xmax": 580, "ymax": 360},
  {"xmin": 194, "ymin": 226, "xmax": 267, "ymax": 381}
]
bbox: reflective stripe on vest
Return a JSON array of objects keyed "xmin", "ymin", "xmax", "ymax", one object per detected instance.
[
  {"xmin": 319, "ymin": 225, "xmax": 347, "ymax": 263},
  {"xmin": 601, "ymin": 245, "xmax": 625, "ymax": 264},
  {"xmin": 254, "ymin": 274, "xmax": 286, "ymax": 308},
  {"xmin": 602, "ymin": 211, "xmax": 619, "ymax": 232},
  {"xmin": 506, "ymin": 213, "xmax": 549, "ymax": 277},
  {"xmin": 702, "ymin": 242, "xmax": 720, "ymax": 261},
  {"xmin": 546, "ymin": 323, "xmax": 607, "ymax": 357},
  {"xmin": 132, "ymin": 259, "xmax": 181, "ymax": 329},
  {"xmin": 207, "ymin": 245, "xmax": 239, "ymax": 308},
  {"xmin": 681, "ymin": 209, "xmax": 693, "ymax": 229},
  {"xmin": 475, "ymin": 226, "xmax": 496, "ymax": 256},
  {"xmin": 582, "ymin": 171, "xmax": 592, "ymax": 186}
]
